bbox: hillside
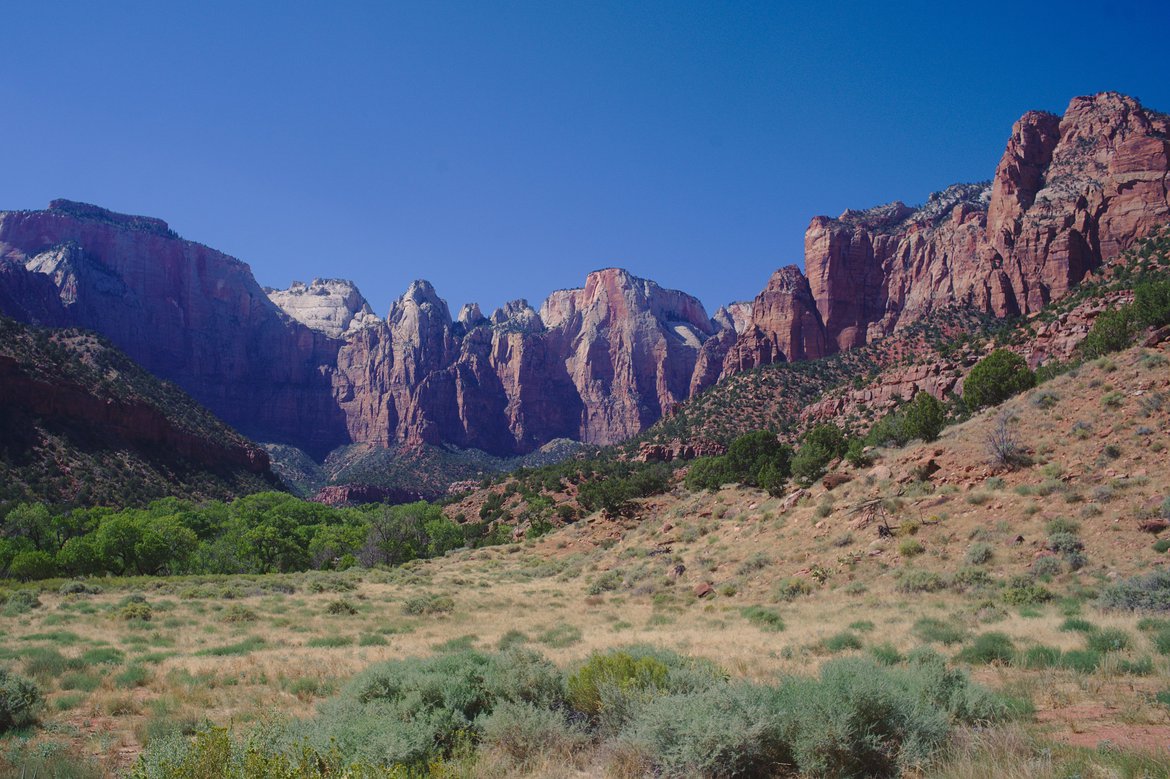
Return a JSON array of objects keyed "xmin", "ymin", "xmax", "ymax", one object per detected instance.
[
  {"xmin": 4, "ymin": 337, "xmax": 1170, "ymax": 777},
  {"xmin": 0, "ymin": 317, "xmax": 280, "ymax": 509}
]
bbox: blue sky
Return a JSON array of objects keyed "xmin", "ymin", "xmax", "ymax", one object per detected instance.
[{"xmin": 4, "ymin": 1, "xmax": 1169, "ymax": 316}]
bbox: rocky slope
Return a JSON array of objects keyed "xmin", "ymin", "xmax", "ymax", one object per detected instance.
[
  {"xmin": 0, "ymin": 316, "xmax": 278, "ymax": 507},
  {"xmin": 1, "ymin": 92, "xmax": 1167, "ymax": 461}
]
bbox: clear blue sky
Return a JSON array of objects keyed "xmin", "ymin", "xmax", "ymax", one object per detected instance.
[{"xmin": 4, "ymin": 1, "xmax": 1169, "ymax": 316}]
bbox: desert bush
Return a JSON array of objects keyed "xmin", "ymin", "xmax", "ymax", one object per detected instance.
[
  {"xmin": 119, "ymin": 601, "xmax": 154, "ymax": 621},
  {"xmin": 913, "ymin": 618, "xmax": 967, "ymax": 646},
  {"xmin": 325, "ymin": 599, "xmax": 358, "ymax": 616},
  {"xmin": 401, "ymin": 593, "xmax": 454, "ymax": 616},
  {"xmin": 895, "ymin": 569, "xmax": 946, "ymax": 593},
  {"xmin": 1031, "ymin": 556, "xmax": 1063, "ymax": 579},
  {"xmin": 3, "ymin": 589, "xmax": 41, "ymax": 615},
  {"xmin": 1085, "ymin": 628, "xmax": 1131, "ymax": 653},
  {"xmin": 964, "ymin": 542, "xmax": 993, "ymax": 565},
  {"xmin": 1099, "ymin": 570, "xmax": 1170, "ymax": 611},
  {"xmin": 479, "ymin": 701, "xmax": 585, "ymax": 770},
  {"xmin": 1016, "ymin": 645, "xmax": 1061, "ymax": 670},
  {"xmin": 964, "ymin": 351, "xmax": 1035, "ymax": 409},
  {"xmin": 775, "ymin": 577, "xmax": 814, "ymax": 600},
  {"xmin": 957, "ymin": 633, "xmax": 1016, "ymax": 665},
  {"xmin": 59, "ymin": 581, "xmax": 102, "ymax": 596},
  {"xmin": 1059, "ymin": 649, "xmax": 1101, "ymax": 674},
  {"xmin": 567, "ymin": 651, "xmax": 670, "ymax": 719},
  {"xmin": 899, "ymin": 538, "xmax": 925, "ymax": 557},
  {"xmin": 821, "ymin": 631, "xmax": 863, "ymax": 653},
  {"xmin": 0, "ymin": 667, "xmax": 41, "ymax": 732},
  {"xmin": 740, "ymin": 606, "xmax": 785, "ymax": 632},
  {"xmin": 986, "ymin": 413, "xmax": 1028, "ymax": 469}
]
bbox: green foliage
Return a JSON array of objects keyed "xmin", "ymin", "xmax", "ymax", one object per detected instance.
[
  {"xmin": 964, "ymin": 542, "xmax": 993, "ymax": 565},
  {"xmin": 912, "ymin": 618, "xmax": 967, "ymax": 646},
  {"xmin": 1085, "ymin": 628, "xmax": 1131, "ymax": 653},
  {"xmin": 1134, "ymin": 277, "xmax": 1170, "ymax": 327},
  {"xmin": 1, "ymin": 493, "xmax": 479, "ymax": 582},
  {"xmin": 868, "ymin": 392, "xmax": 947, "ymax": 447},
  {"xmin": 956, "ymin": 632, "xmax": 1016, "ymax": 665},
  {"xmin": 0, "ymin": 667, "xmax": 41, "ymax": 732},
  {"xmin": 566, "ymin": 651, "xmax": 670, "ymax": 717},
  {"xmin": 964, "ymin": 350, "xmax": 1036, "ymax": 409},
  {"xmin": 740, "ymin": 606, "xmax": 785, "ymax": 632},
  {"xmin": 1080, "ymin": 306, "xmax": 1138, "ymax": 358},
  {"xmin": 685, "ymin": 430, "xmax": 792, "ymax": 496}
]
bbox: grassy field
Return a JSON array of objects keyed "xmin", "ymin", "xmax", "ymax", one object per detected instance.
[{"xmin": 4, "ymin": 343, "xmax": 1170, "ymax": 777}]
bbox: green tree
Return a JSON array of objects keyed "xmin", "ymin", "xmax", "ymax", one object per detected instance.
[
  {"xmin": 8, "ymin": 550, "xmax": 56, "ymax": 581},
  {"xmin": 1079, "ymin": 306, "xmax": 1137, "ymax": 358},
  {"xmin": 963, "ymin": 350, "xmax": 1035, "ymax": 409},
  {"xmin": 901, "ymin": 392, "xmax": 946, "ymax": 442},
  {"xmin": 1134, "ymin": 277, "xmax": 1170, "ymax": 327}
]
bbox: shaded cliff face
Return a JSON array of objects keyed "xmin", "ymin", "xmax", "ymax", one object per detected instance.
[
  {"xmin": 0, "ymin": 317, "xmax": 277, "ymax": 506},
  {"xmin": 0, "ymin": 201, "xmax": 348, "ymax": 457},
  {"xmin": 730, "ymin": 92, "xmax": 1170, "ymax": 369}
]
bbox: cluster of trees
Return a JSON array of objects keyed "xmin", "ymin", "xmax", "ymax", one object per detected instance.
[
  {"xmin": 0, "ymin": 493, "xmax": 497, "ymax": 582},
  {"xmin": 1080, "ymin": 277, "xmax": 1170, "ymax": 359},
  {"xmin": 686, "ymin": 392, "xmax": 951, "ymax": 494}
]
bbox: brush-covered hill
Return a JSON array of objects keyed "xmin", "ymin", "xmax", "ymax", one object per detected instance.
[{"xmin": 0, "ymin": 317, "xmax": 280, "ymax": 509}]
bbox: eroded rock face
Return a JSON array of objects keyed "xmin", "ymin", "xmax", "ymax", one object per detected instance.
[
  {"xmin": 723, "ymin": 265, "xmax": 828, "ymax": 372},
  {"xmin": 2, "ymin": 93, "xmax": 1166, "ymax": 458},
  {"xmin": 0, "ymin": 200, "xmax": 348, "ymax": 457},
  {"xmin": 732, "ymin": 91, "xmax": 1170, "ymax": 370},
  {"xmin": 266, "ymin": 278, "xmax": 379, "ymax": 338}
]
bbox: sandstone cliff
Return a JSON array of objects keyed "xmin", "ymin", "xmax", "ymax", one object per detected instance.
[
  {"xmin": 2, "ymin": 92, "xmax": 1167, "ymax": 460},
  {"xmin": 728, "ymin": 92, "xmax": 1169, "ymax": 369}
]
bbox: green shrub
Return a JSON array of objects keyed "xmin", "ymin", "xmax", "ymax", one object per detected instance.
[
  {"xmin": 1086, "ymin": 628, "xmax": 1131, "ymax": 653},
  {"xmin": 325, "ymin": 599, "xmax": 358, "ymax": 616},
  {"xmin": 619, "ymin": 681, "xmax": 797, "ymax": 778},
  {"xmin": 1016, "ymin": 645, "xmax": 1061, "ymax": 670},
  {"xmin": 1002, "ymin": 580, "xmax": 1052, "ymax": 606},
  {"xmin": 1154, "ymin": 539, "xmax": 1170, "ymax": 554},
  {"xmin": 1059, "ymin": 649, "xmax": 1101, "ymax": 674},
  {"xmin": 0, "ymin": 667, "xmax": 41, "ymax": 732},
  {"xmin": 1031, "ymin": 556, "xmax": 1063, "ymax": 579},
  {"xmin": 479, "ymin": 701, "xmax": 585, "ymax": 769},
  {"xmin": 912, "ymin": 618, "xmax": 967, "ymax": 646},
  {"xmin": 964, "ymin": 542, "xmax": 993, "ymax": 565},
  {"xmin": 401, "ymin": 593, "xmax": 454, "ymax": 615},
  {"xmin": 821, "ymin": 631, "xmax": 863, "ymax": 653},
  {"xmin": 898, "ymin": 538, "xmax": 925, "ymax": 557},
  {"xmin": 2, "ymin": 589, "xmax": 41, "ymax": 615},
  {"xmin": 741, "ymin": 606, "xmax": 785, "ymax": 632},
  {"xmin": 895, "ymin": 569, "xmax": 946, "ymax": 593},
  {"xmin": 566, "ymin": 651, "xmax": 670, "ymax": 718},
  {"xmin": 901, "ymin": 392, "xmax": 947, "ymax": 443},
  {"xmin": 964, "ymin": 350, "xmax": 1036, "ymax": 409},
  {"xmin": 776, "ymin": 577, "xmax": 814, "ymax": 600},
  {"xmin": 869, "ymin": 643, "xmax": 903, "ymax": 665},
  {"xmin": 1080, "ymin": 305, "xmax": 1137, "ymax": 358},
  {"xmin": 1134, "ymin": 278, "xmax": 1170, "ymax": 327},
  {"xmin": 537, "ymin": 623, "xmax": 583, "ymax": 648},
  {"xmin": 1060, "ymin": 617, "xmax": 1097, "ymax": 634},
  {"xmin": 956, "ymin": 632, "xmax": 1016, "ymax": 665}
]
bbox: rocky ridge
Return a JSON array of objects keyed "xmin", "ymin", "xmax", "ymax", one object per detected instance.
[{"xmin": 1, "ymin": 92, "xmax": 1167, "ymax": 460}]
